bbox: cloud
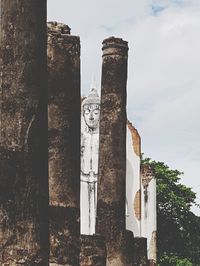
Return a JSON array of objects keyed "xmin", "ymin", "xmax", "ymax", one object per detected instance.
[
  {"xmin": 47, "ymin": 0, "xmax": 200, "ymax": 215},
  {"xmin": 47, "ymin": 0, "xmax": 153, "ymax": 92},
  {"xmin": 124, "ymin": 3, "xmax": 200, "ymax": 214},
  {"xmin": 151, "ymin": 4, "xmax": 168, "ymax": 15}
]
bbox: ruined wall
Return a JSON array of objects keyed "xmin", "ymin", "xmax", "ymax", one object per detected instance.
[
  {"xmin": 0, "ymin": 1, "xmax": 49, "ymax": 264},
  {"xmin": 47, "ymin": 22, "xmax": 81, "ymax": 265},
  {"xmin": 141, "ymin": 165, "xmax": 157, "ymax": 265},
  {"xmin": 126, "ymin": 121, "xmax": 142, "ymax": 237},
  {"xmin": 126, "ymin": 120, "xmax": 157, "ymax": 265}
]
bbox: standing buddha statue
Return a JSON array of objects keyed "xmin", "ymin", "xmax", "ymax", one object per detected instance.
[{"xmin": 81, "ymin": 88, "xmax": 100, "ymax": 235}]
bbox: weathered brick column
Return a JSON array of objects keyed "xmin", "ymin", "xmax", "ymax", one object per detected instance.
[
  {"xmin": 80, "ymin": 235, "xmax": 106, "ymax": 266},
  {"xmin": 47, "ymin": 22, "xmax": 80, "ymax": 265},
  {"xmin": 126, "ymin": 230, "xmax": 135, "ymax": 264},
  {"xmin": 96, "ymin": 37, "xmax": 129, "ymax": 265},
  {"xmin": 0, "ymin": 1, "xmax": 49, "ymax": 264},
  {"xmin": 133, "ymin": 237, "xmax": 148, "ymax": 266}
]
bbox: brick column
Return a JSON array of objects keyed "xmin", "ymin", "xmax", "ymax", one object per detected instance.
[
  {"xmin": 96, "ymin": 37, "xmax": 129, "ymax": 265},
  {"xmin": 47, "ymin": 22, "xmax": 80, "ymax": 265},
  {"xmin": 0, "ymin": 1, "xmax": 48, "ymax": 264},
  {"xmin": 133, "ymin": 237, "xmax": 148, "ymax": 266},
  {"xmin": 80, "ymin": 235, "xmax": 107, "ymax": 266}
]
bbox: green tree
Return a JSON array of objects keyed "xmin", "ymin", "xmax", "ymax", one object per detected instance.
[
  {"xmin": 159, "ymin": 253, "xmax": 193, "ymax": 266},
  {"xmin": 141, "ymin": 157, "xmax": 200, "ymax": 265}
]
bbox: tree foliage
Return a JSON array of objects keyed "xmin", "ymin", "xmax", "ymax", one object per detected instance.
[{"xmin": 141, "ymin": 157, "xmax": 200, "ymax": 265}]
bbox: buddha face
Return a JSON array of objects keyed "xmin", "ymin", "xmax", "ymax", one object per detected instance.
[{"xmin": 83, "ymin": 104, "xmax": 100, "ymax": 130}]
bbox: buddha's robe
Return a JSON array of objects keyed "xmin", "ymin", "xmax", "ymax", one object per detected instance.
[{"xmin": 80, "ymin": 128, "xmax": 99, "ymax": 235}]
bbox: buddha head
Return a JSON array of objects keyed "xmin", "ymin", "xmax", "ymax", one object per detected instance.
[{"xmin": 82, "ymin": 88, "xmax": 100, "ymax": 130}]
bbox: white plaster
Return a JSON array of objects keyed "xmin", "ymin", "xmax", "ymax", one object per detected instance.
[
  {"xmin": 125, "ymin": 128, "xmax": 141, "ymax": 237},
  {"xmin": 141, "ymin": 177, "xmax": 157, "ymax": 261}
]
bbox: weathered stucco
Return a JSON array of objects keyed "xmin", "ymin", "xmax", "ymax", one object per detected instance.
[
  {"xmin": 134, "ymin": 189, "xmax": 141, "ymax": 221},
  {"xmin": 127, "ymin": 120, "xmax": 141, "ymax": 157}
]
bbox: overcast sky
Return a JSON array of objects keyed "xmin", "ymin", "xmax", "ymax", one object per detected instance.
[{"xmin": 47, "ymin": 0, "xmax": 200, "ymax": 215}]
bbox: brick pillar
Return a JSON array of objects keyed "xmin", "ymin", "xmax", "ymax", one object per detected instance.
[
  {"xmin": 0, "ymin": 1, "xmax": 48, "ymax": 264},
  {"xmin": 47, "ymin": 22, "xmax": 80, "ymax": 265},
  {"xmin": 149, "ymin": 259, "xmax": 157, "ymax": 266},
  {"xmin": 126, "ymin": 230, "xmax": 135, "ymax": 265},
  {"xmin": 80, "ymin": 235, "xmax": 107, "ymax": 266},
  {"xmin": 96, "ymin": 37, "xmax": 129, "ymax": 265},
  {"xmin": 133, "ymin": 237, "xmax": 148, "ymax": 266}
]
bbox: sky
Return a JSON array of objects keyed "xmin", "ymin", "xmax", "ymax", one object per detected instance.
[{"xmin": 47, "ymin": 0, "xmax": 200, "ymax": 215}]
